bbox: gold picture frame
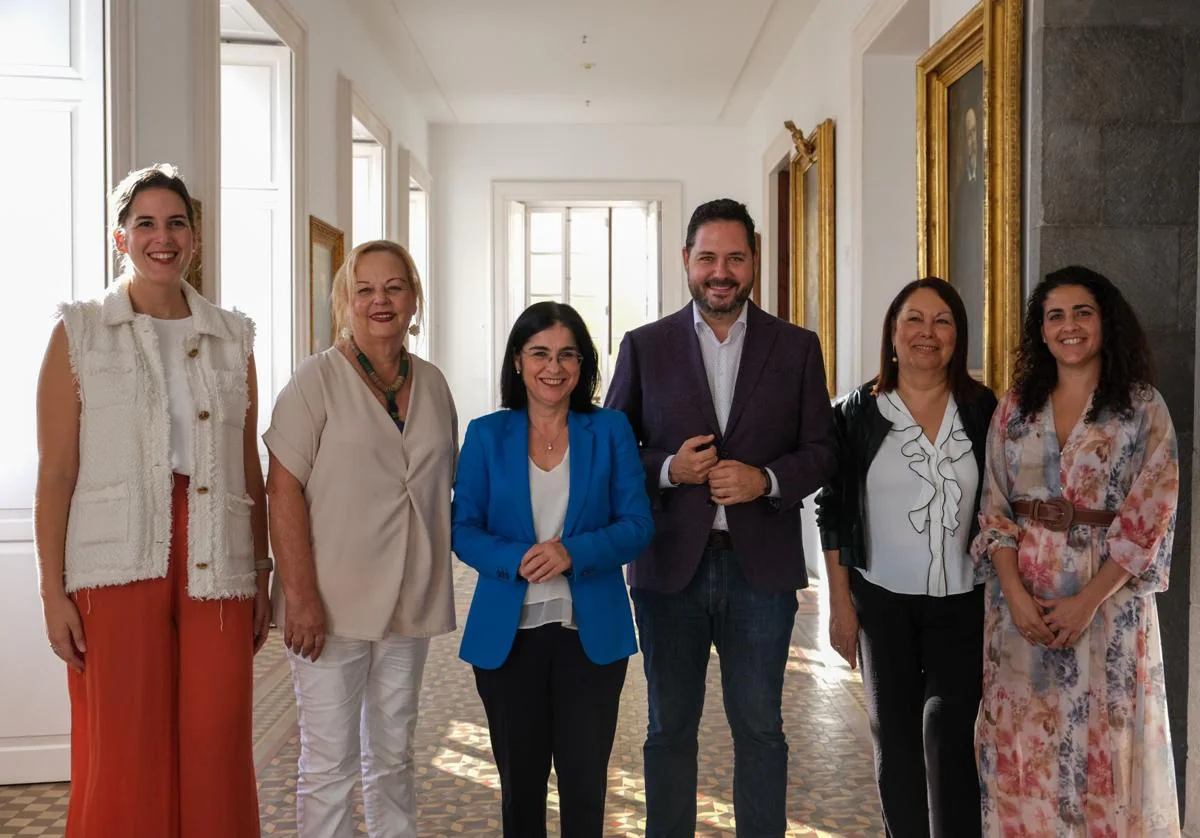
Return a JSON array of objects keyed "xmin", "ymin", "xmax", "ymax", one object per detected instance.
[
  {"xmin": 309, "ymin": 215, "xmax": 345, "ymax": 354},
  {"xmin": 185, "ymin": 198, "xmax": 204, "ymax": 296},
  {"xmin": 785, "ymin": 118, "xmax": 836, "ymax": 395},
  {"xmin": 917, "ymin": 0, "xmax": 1022, "ymax": 392}
]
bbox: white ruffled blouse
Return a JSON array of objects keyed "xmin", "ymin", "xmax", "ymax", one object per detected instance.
[{"xmin": 859, "ymin": 393, "xmax": 979, "ymax": 596}]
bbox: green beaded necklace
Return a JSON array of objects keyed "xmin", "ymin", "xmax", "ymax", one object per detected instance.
[{"xmin": 351, "ymin": 340, "xmax": 409, "ymax": 431}]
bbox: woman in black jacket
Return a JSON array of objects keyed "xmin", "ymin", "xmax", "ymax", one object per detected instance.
[{"xmin": 815, "ymin": 278, "xmax": 996, "ymax": 838}]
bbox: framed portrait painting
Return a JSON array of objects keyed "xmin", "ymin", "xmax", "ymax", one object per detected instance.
[
  {"xmin": 785, "ymin": 118, "xmax": 836, "ymax": 395},
  {"xmin": 917, "ymin": 0, "xmax": 1022, "ymax": 391},
  {"xmin": 309, "ymin": 215, "xmax": 345, "ymax": 354}
]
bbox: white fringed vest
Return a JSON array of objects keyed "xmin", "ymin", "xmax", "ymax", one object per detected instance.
[{"xmin": 58, "ymin": 278, "xmax": 257, "ymax": 599}]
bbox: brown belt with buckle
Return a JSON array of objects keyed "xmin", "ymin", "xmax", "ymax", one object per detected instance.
[{"xmin": 1011, "ymin": 498, "xmax": 1116, "ymax": 532}]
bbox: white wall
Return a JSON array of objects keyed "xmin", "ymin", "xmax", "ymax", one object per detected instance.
[
  {"xmin": 430, "ymin": 123, "xmax": 749, "ymax": 425},
  {"xmin": 129, "ymin": 0, "xmax": 429, "ymax": 250},
  {"xmin": 742, "ymin": 0, "xmax": 872, "ymax": 397},
  {"xmin": 743, "ymin": 0, "xmax": 986, "ymax": 397}
]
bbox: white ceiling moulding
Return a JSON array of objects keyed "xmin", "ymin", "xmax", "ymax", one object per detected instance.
[{"xmin": 489, "ymin": 180, "xmax": 683, "ymax": 408}]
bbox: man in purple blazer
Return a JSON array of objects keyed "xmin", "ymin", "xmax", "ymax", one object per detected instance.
[{"xmin": 604, "ymin": 198, "xmax": 836, "ymax": 837}]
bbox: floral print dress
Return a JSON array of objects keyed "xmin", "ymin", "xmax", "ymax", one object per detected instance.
[{"xmin": 972, "ymin": 387, "xmax": 1180, "ymax": 837}]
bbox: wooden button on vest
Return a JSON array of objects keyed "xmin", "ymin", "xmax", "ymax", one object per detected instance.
[
  {"xmin": 198, "ymin": 410, "xmax": 210, "ymax": 420},
  {"xmin": 188, "ymin": 348, "xmax": 199, "ymax": 358},
  {"xmin": 196, "ymin": 486, "xmax": 209, "ymax": 495}
]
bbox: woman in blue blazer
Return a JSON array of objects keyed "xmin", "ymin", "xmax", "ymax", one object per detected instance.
[{"xmin": 453, "ymin": 301, "xmax": 653, "ymax": 838}]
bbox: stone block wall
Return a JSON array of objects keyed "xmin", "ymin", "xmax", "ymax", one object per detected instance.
[{"xmin": 1025, "ymin": 0, "xmax": 1200, "ymax": 822}]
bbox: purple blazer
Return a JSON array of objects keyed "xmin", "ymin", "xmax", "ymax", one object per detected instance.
[{"xmin": 604, "ymin": 302, "xmax": 837, "ymax": 594}]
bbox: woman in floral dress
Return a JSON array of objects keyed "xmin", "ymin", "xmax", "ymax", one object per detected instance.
[{"xmin": 972, "ymin": 265, "xmax": 1180, "ymax": 836}]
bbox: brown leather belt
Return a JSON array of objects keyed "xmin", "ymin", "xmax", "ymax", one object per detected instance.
[{"xmin": 1011, "ymin": 498, "xmax": 1115, "ymax": 532}]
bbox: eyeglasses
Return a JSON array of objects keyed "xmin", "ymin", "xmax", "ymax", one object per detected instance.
[{"xmin": 522, "ymin": 348, "xmax": 583, "ymax": 366}]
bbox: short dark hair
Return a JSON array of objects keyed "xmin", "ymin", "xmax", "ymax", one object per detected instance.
[
  {"xmin": 685, "ymin": 198, "xmax": 757, "ymax": 255},
  {"xmin": 110, "ymin": 163, "xmax": 195, "ymax": 232},
  {"xmin": 500, "ymin": 301, "xmax": 600, "ymax": 412},
  {"xmin": 1013, "ymin": 265, "xmax": 1153, "ymax": 421},
  {"xmin": 874, "ymin": 277, "xmax": 989, "ymax": 406}
]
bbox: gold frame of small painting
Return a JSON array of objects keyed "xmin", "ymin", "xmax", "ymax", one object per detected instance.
[
  {"xmin": 786, "ymin": 118, "xmax": 836, "ymax": 395},
  {"xmin": 916, "ymin": 0, "xmax": 1022, "ymax": 391},
  {"xmin": 309, "ymin": 215, "xmax": 345, "ymax": 354}
]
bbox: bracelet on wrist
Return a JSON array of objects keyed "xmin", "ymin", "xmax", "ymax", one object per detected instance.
[{"xmin": 255, "ymin": 557, "xmax": 274, "ymax": 573}]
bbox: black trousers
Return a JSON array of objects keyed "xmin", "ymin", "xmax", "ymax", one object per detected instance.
[
  {"xmin": 851, "ymin": 571, "xmax": 984, "ymax": 838},
  {"xmin": 473, "ymin": 624, "xmax": 628, "ymax": 838}
]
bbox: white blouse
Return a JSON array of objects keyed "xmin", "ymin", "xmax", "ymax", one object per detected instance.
[
  {"xmin": 520, "ymin": 448, "xmax": 575, "ymax": 629},
  {"xmin": 859, "ymin": 393, "xmax": 979, "ymax": 597},
  {"xmin": 149, "ymin": 316, "xmax": 196, "ymax": 476}
]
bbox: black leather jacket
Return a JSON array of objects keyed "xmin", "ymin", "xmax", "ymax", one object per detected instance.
[{"xmin": 814, "ymin": 382, "xmax": 999, "ymax": 569}]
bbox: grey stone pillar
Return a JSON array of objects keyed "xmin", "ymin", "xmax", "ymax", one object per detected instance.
[{"xmin": 1025, "ymin": 0, "xmax": 1200, "ymax": 824}]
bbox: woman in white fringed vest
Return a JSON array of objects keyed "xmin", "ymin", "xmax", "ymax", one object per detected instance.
[{"xmin": 35, "ymin": 164, "xmax": 269, "ymax": 838}]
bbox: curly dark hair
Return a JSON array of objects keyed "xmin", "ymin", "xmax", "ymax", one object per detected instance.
[{"xmin": 1013, "ymin": 265, "xmax": 1153, "ymax": 422}]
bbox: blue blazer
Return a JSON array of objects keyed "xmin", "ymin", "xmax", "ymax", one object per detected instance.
[{"xmin": 452, "ymin": 407, "xmax": 654, "ymax": 669}]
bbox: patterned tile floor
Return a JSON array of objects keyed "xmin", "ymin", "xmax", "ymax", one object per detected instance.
[{"xmin": 1, "ymin": 565, "xmax": 881, "ymax": 836}]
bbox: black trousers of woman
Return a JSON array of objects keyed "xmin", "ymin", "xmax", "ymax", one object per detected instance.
[
  {"xmin": 850, "ymin": 571, "xmax": 984, "ymax": 838},
  {"xmin": 473, "ymin": 623, "xmax": 628, "ymax": 838}
]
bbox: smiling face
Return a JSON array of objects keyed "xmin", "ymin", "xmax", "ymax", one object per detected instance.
[
  {"xmin": 892, "ymin": 286, "xmax": 958, "ymax": 377},
  {"xmin": 348, "ymin": 249, "xmax": 416, "ymax": 344},
  {"xmin": 684, "ymin": 220, "xmax": 755, "ymax": 317},
  {"xmin": 1041, "ymin": 283, "xmax": 1102, "ymax": 371},
  {"xmin": 518, "ymin": 323, "xmax": 582, "ymax": 412},
  {"xmin": 112, "ymin": 187, "xmax": 194, "ymax": 285}
]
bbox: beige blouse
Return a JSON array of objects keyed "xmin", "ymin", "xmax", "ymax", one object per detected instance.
[{"xmin": 264, "ymin": 348, "xmax": 458, "ymax": 640}]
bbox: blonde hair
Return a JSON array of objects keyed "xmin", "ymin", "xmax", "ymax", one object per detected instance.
[{"xmin": 331, "ymin": 239, "xmax": 425, "ymax": 344}]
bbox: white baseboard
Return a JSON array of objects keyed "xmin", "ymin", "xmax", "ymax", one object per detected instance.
[{"xmin": 0, "ymin": 736, "xmax": 70, "ymax": 785}]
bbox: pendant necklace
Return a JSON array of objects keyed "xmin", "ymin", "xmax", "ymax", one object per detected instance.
[
  {"xmin": 534, "ymin": 423, "xmax": 566, "ymax": 452},
  {"xmin": 351, "ymin": 339, "xmax": 409, "ymax": 429}
]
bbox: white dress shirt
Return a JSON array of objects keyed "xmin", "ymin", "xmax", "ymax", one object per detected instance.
[
  {"xmin": 659, "ymin": 302, "xmax": 780, "ymax": 531},
  {"xmin": 859, "ymin": 393, "xmax": 979, "ymax": 596}
]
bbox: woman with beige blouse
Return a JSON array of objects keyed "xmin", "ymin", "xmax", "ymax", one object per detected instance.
[{"xmin": 264, "ymin": 240, "xmax": 457, "ymax": 838}]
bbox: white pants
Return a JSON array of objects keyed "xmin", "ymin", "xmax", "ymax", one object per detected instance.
[{"xmin": 288, "ymin": 634, "xmax": 430, "ymax": 838}]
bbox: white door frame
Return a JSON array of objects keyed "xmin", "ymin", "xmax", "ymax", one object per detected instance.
[
  {"xmin": 243, "ymin": 0, "xmax": 309, "ymax": 369},
  {"xmin": 490, "ymin": 180, "xmax": 682, "ymax": 410}
]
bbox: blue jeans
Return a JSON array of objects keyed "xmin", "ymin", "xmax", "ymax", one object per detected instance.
[{"xmin": 631, "ymin": 546, "xmax": 798, "ymax": 838}]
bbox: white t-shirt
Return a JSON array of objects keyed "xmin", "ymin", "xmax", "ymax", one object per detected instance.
[
  {"xmin": 521, "ymin": 448, "xmax": 574, "ymax": 629},
  {"xmin": 859, "ymin": 393, "xmax": 979, "ymax": 596},
  {"xmin": 149, "ymin": 316, "xmax": 196, "ymax": 476}
]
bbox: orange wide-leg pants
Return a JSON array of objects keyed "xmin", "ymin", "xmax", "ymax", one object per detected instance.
[{"xmin": 65, "ymin": 474, "xmax": 260, "ymax": 837}]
